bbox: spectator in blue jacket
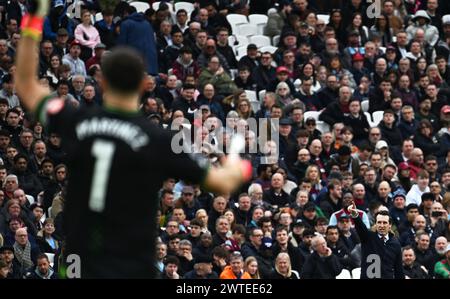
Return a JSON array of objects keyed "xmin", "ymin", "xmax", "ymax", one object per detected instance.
[{"xmin": 117, "ymin": 9, "xmax": 158, "ymax": 75}]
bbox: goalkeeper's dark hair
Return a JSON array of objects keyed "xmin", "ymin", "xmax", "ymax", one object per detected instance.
[{"xmin": 101, "ymin": 47, "xmax": 145, "ymax": 95}]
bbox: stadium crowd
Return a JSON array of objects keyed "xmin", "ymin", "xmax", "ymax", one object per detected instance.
[{"xmin": 1, "ymin": 0, "xmax": 450, "ymax": 279}]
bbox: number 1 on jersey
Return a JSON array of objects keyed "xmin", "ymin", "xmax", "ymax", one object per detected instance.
[{"xmin": 89, "ymin": 140, "xmax": 115, "ymax": 212}]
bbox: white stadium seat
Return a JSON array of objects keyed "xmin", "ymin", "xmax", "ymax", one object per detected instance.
[
  {"xmin": 248, "ymin": 14, "xmax": 268, "ymax": 26},
  {"xmin": 174, "ymin": 2, "xmax": 195, "ymax": 14},
  {"xmin": 45, "ymin": 253, "xmax": 55, "ymax": 267},
  {"xmin": 229, "ymin": 35, "xmax": 249, "ymax": 49},
  {"xmin": 236, "ymin": 46, "xmax": 248, "ymax": 57},
  {"xmin": 361, "ymin": 100, "xmax": 369, "ymax": 112},
  {"xmin": 248, "ymin": 14, "xmax": 268, "ymax": 34},
  {"xmin": 132, "ymin": 1, "xmax": 150, "ymax": 13},
  {"xmin": 259, "ymin": 46, "xmax": 278, "ymax": 54},
  {"xmin": 152, "ymin": 1, "xmax": 173, "ymax": 12},
  {"xmin": 249, "ymin": 35, "xmax": 271, "ymax": 48},
  {"xmin": 236, "ymin": 24, "xmax": 258, "ymax": 37},
  {"xmin": 304, "ymin": 111, "xmax": 321, "ymax": 121},
  {"xmin": 372, "ymin": 111, "xmax": 384, "ymax": 126},
  {"xmin": 336, "ymin": 269, "xmax": 352, "ymax": 279},
  {"xmin": 227, "ymin": 14, "xmax": 248, "ymax": 34},
  {"xmin": 317, "ymin": 14, "xmax": 330, "ymax": 24},
  {"xmin": 352, "ymin": 268, "xmax": 361, "ymax": 279},
  {"xmin": 95, "ymin": 12, "xmax": 103, "ymax": 22},
  {"xmin": 245, "ymin": 90, "xmax": 258, "ymax": 103},
  {"xmin": 258, "ymin": 90, "xmax": 266, "ymax": 102},
  {"xmin": 316, "ymin": 121, "xmax": 330, "ymax": 134},
  {"xmin": 272, "ymin": 35, "xmax": 280, "ymax": 46}
]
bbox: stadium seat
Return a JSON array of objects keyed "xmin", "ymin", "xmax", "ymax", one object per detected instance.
[
  {"xmin": 259, "ymin": 46, "xmax": 278, "ymax": 54},
  {"xmin": 361, "ymin": 100, "xmax": 369, "ymax": 112},
  {"xmin": 316, "ymin": 121, "xmax": 330, "ymax": 134},
  {"xmin": 26, "ymin": 195, "xmax": 35, "ymax": 205},
  {"xmin": 248, "ymin": 14, "xmax": 268, "ymax": 35},
  {"xmin": 250, "ymin": 101, "xmax": 260, "ymax": 113},
  {"xmin": 236, "ymin": 24, "xmax": 258, "ymax": 37},
  {"xmin": 152, "ymin": 1, "xmax": 173, "ymax": 12},
  {"xmin": 249, "ymin": 35, "xmax": 271, "ymax": 48},
  {"xmin": 372, "ymin": 111, "xmax": 384, "ymax": 126},
  {"xmin": 336, "ymin": 269, "xmax": 352, "ymax": 279},
  {"xmin": 352, "ymin": 268, "xmax": 361, "ymax": 279},
  {"xmin": 245, "ymin": 90, "xmax": 258, "ymax": 103},
  {"xmin": 304, "ymin": 111, "xmax": 321, "ymax": 121},
  {"xmin": 228, "ymin": 35, "xmax": 249, "ymax": 50},
  {"xmin": 45, "ymin": 253, "xmax": 55, "ymax": 267},
  {"xmin": 236, "ymin": 46, "xmax": 248, "ymax": 57},
  {"xmin": 267, "ymin": 8, "xmax": 277, "ymax": 15},
  {"xmin": 364, "ymin": 112, "xmax": 375, "ymax": 127},
  {"xmin": 317, "ymin": 14, "xmax": 330, "ymax": 24},
  {"xmin": 227, "ymin": 14, "xmax": 248, "ymax": 34},
  {"xmin": 227, "ymin": 14, "xmax": 249, "ymax": 25},
  {"xmin": 174, "ymin": 1, "xmax": 195, "ymax": 14},
  {"xmin": 132, "ymin": 1, "xmax": 150, "ymax": 13},
  {"xmin": 248, "ymin": 14, "xmax": 268, "ymax": 26},
  {"xmin": 258, "ymin": 90, "xmax": 266, "ymax": 102},
  {"xmin": 272, "ymin": 35, "xmax": 280, "ymax": 46},
  {"xmin": 95, "ymin": 12, "xmax": 103, "ymax": 22}
]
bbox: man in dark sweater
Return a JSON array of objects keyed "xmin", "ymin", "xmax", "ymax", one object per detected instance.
[{"xmin": 348, "ymin": 204, "xmax": 405, "ymax": 279}]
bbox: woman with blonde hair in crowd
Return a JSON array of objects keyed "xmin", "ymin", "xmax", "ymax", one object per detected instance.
[
  {"xmin": 244, "ymin": 256, "xmax": 261, "ymax": 279},
  {"xmin": 269, "ymin": 252, "xmax": 299, "ymax": 279},
  {"xmin": 236, "ymin": 97, "xmax": 254, "ymax": 120},
  {"xmin": 305, "ymin": 165, "xmax": 324, "ymax": 201},
  {"xmin": 194, "ymin": 209, "xmax": 209, "ymax": 233}
]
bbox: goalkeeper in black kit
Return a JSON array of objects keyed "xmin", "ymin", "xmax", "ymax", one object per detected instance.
[{"xmin": 15, "ymin": 0, "xmax": 252, "ymax": 278}]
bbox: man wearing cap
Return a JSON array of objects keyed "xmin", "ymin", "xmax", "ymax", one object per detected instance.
[
  {"xmin": 267, "ymin": 65, "xmax": 296, "ymax": 94},
  {"xmin": 183, "ymin": 254, "xmax": 218, "ymax": 279},
  {"xmin": 62, "ymin": 40, "xmax": 86, "ymax": 77},
  {"xmin": 0, "ymin": 245, "xmax": 23, "ymax": 278},
  {"xmin": 86, "ymin": 43, "xmax": 106, "ymax": 70},
  {"xmin": 238, "ymin": 44, "xmax": 259, "ymax": 71},
  {"xmin": 175, "ymin": 186, "xmax": 201, "ymax": 221},
  {"xmin": 53, "ymin": 28, "xmax": 70, "ymax": 57}
]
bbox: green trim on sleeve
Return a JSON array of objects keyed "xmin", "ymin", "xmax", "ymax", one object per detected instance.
[{"xmin": 35, "ymin": 95, "xmax": 54, "ymax": 126}]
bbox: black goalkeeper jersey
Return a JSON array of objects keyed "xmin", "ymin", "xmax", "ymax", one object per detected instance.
[{"xmin": 37, "ymin": 98, "xmax": 208, "ymax": 278}]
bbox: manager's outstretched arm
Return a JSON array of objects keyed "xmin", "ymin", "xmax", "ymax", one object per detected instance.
[{"xmin": 15, "ymin": 0, "xmax": 51, "ymax": 113}]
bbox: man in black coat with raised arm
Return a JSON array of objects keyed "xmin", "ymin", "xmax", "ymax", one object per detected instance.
[{"xmin": 348, "ymin": 203, "xmax": 405, "ymax": 279}]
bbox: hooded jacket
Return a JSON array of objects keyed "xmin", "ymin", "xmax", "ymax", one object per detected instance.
[{"xmin": 117, "ymin": 13, "xmax": 158, "ymax": 75}]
